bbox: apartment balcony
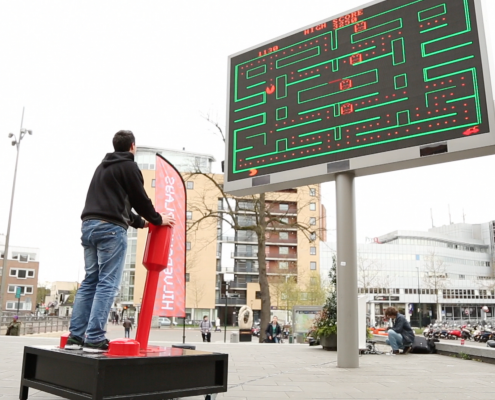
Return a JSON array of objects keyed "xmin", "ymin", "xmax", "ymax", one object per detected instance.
[
  {"xmin": 217, "ymin": 235, "xmax": 236, "ymax": 243},
  {"xmin": 266, "ymin": 224, "xmax": 298, "ymax": 231},
  {"xmin": 265, "ymin": 253, "xmax": 297, "ymax": 261},
  {"xmin": 232, "ymin": 251, "xmax": 258, "ymax": 259},
  {"xmin": 265, "ymin": 238, "xmax": 297, "ymax": 246},
  {"xmin": 215, "ymin": 296, "xmax": 247, "ymax": 306},
  {"xmin": 268, "ymin": 210, "xmax": 298, "ymax": 217},
  {"xmin": 234, "ymin": 265, "xmax": 259, "ymax": 274},
  {"xmin": 267, "ymin": 266, "xmax": 298, "ymax": 275},
  {"xmin": 229, "ymin": 281, "xmax": 248, "ymax": 289}
]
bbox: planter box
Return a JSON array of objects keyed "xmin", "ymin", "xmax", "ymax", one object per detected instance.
[{"xmin": 320, "ymin": 334, "xmax": 337, "ymax": 351}]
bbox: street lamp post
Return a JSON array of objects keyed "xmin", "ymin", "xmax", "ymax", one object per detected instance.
[
  {"xmin": 416, "ymin": 267, "xmax": 422, "ymax": 328},
  {"xmin": 0, "ymin": 108, "xmax": 32, "ymax": 318}
]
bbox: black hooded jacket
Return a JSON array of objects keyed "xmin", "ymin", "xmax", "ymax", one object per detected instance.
[{"xmin": 81, "ymin": 152, "xmax": 162, "ymax": 229}]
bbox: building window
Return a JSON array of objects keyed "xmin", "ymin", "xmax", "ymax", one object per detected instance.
[
  {"xmin": 7, "ymin": 285, "xmax": 33, "ymax": 295},
  {"xmin": 279, "ymin": 247, "xmax": 289, "ymax": 255},
  {"xmin": 280, "ymin": 217, "xmax": 289, "ymax": 224},
  {"xmin": 9, "ymin": 269, "xmax": 34, "ymax": 279},
  {"xmin": 186, "ymin": 181, "xmax": 194, "ymax": 190},
  {"xmin": 151, "ymin": 179, "xmax": 156, "ymax": 188},
  {"xmin": 310, "ymin": 277, "xmax": 317, "ymax": 285},
  {"xmin": 186, "ymin": 242, "xmax": 191, "ymax": 250},
  {"xmin": 279, "ymin": 261, "xmax": 288, "ymax": 269},
  {"xmin": 186, "ymin": 211, "xmax": 192, "ymax": 220},
  {"xmin": 310, "ymin": 188, "xmax": 316, "ymax": 196},
  {"xmin": 12, "ymin": 252, "xmax": 35, "ymax": 262},
  {"xmin": 309, "ymin": 203, "xmax": 316, "ymax": 211},
  {"xmin": 310, "ymin": 247, "xmax": 316, "ymax": 255},
  {"xmin": 459, "ymin": 275, "xmax": 465, "ymax": 279},
  {"xmin": 185, "ymin": 273, "xmax": 190, "ymax": 282},
  {"xmin": 310, "ymin": 262, "xmax": 317, "ymax": 270},
  {"xmin": 300, "ymin": 292, "xmax": 308, "ymax": 300},
  {"xmin": 309, "ymin": 232, "xmax": 316, "ymax": 241},
  {"xmin": 309, "ymin": 217, "xmax": 316, "ymax": 225},
  {"xmin": 279, "ymin": 232, "xmax": 288, "ymax": 240},
  {"xmin": 255, "ymin": 291, "xmax": 261, "ymax": 299},
  {"xmin": 279, "ymin": 204, "xmax": 289, "ymax": 211}
]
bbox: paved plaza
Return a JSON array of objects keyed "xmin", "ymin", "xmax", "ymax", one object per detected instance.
[{"xmin": 2, "ymin": 325, "xmax": 495, "ymax": 400}]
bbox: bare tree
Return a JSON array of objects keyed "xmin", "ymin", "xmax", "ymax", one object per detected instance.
[
  {"xmin": 357, "ymin": 254, "xmax": 383, "ymax": 293},
  {"xmin": 185, "ymin": 118, "xmax": 324, "ymax": 342},
  {"xmin": 422, "ymin": 250, "xmax": 448, "ymax": 317}
]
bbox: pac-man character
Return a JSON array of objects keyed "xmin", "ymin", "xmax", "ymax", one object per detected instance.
[{"xmin": 266, "ymin": 85, "xmax": 276, "ymax": 95}]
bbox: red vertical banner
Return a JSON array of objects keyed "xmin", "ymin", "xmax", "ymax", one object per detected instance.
[{"xmin": 152, "ymin": 154, "xmax": 186, "ymax": 318}]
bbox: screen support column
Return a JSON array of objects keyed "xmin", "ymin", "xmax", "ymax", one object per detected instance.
[{"xmin": 336, "ymin": 172, "xmax": 359, "ymax": 368}]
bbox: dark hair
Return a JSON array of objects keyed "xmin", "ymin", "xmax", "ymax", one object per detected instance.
[
  {"xmin": 203, "ymin": 315, "xmax": 208, "ymax": 319},
  {"xmin": 113, "ymin": 130, "xmax": 135, "ymax": 152},
  {"xmin": 384, "ymin": 307, "xmax": 398, "ymax": 317}
]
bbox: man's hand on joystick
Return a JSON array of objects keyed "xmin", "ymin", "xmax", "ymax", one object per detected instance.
[{"xmin": 160, "ymin": 212, "xmax": 176, "ymax": 227}]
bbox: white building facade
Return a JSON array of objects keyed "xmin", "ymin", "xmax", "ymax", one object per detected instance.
[{"xmin": 321, "ymin": 221, "xmax": 495, "ymax": 327}]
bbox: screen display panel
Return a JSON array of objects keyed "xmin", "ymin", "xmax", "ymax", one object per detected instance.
[{"xmin": 225, "ymin": 0, "xmax": 493, "ymax": 195}]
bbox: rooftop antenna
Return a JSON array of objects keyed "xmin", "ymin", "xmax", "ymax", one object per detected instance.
[
  {"xmin": 462, "ymin": 209, "xmax": 466, "ymax": 223},
  {"xmin": 430, "ymin": 208, "xmax": 434, "ymax": 228},
  {"xmin": 448, "ymin": 204, "xmax": 452, "ymax": 225}
]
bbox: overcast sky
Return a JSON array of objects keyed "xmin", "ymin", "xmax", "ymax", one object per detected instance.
[{"xmin": 1, "ymin": 0, "xmax": 495, "ymax": 283}]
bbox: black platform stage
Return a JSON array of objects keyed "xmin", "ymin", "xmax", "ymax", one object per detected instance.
[{"xmin": 20, "ymin": 345, "xmax": 228, "ymax": 400}]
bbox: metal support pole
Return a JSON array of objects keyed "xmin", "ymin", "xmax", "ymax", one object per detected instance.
[
  {"xmin": 223, "ymin": 284, "xmax": 228, "ymax": 343},
  {"xmin": 335, "ymin": 172, "xmax": 359, "ymax": 368},
  {"xmin": 417, "ymin": 267, "xmax": 422, "ymax": 328},
  {"xmin": 0, "ymin": 109, "xmax": 28, "ymax": 318}
]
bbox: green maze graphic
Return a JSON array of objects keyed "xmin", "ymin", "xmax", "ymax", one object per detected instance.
[{"xmin": 227, "ymin": 0, "xmax": 490, "ymax": 181}]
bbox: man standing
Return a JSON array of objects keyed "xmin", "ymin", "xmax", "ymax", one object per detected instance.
[
  {"xmin": 123, "ymin": 318, "xmax": 133, "ymax": 338},
  {"xmin": 384, "ymin": 307, "xmax": 415, "ymax": 355},
  {"xmin": 65, "ymin": 130, "xmax": 175, "ymax": 353},
  {"xmin": 200, "ymin": 316, "xmax": 212, "ymax": 342}
]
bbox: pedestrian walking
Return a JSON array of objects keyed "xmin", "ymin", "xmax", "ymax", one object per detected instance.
[
  {"xmin": 215, "ymin": 317, "xmax": 221, "ymax": 332},
  {"xmin": 123, "ymin": 318, "xmax": 133, "ymax": 338},
  {"xmin": 65, "ymin": 130, "xmax": 175, "ymax": 353},
  {"xmin": 200, "ymin": 316, "xmax": 212, "ymax": 342},
  {"xmin": 6, "ymin": 316, "xmax": 21, "ymax": 336}
]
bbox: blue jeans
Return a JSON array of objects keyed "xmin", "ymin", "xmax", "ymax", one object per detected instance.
[
  {"xmin": 386, "ymin": 330, "xmax": 404, "ymax": 351},
  {"xmin": 69, "ymin": 220, "xmax": 127, "ymax": 343},
  {"xmin": 125, "ymin": 328, "xmax": 130, "ymax": 338}
]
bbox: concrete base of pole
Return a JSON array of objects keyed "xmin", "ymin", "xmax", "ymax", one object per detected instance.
[{"xmin": 336, "ymin": 173, "xmax": 359, "ymax": 368}]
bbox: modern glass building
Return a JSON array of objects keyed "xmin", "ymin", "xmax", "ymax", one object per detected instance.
[{"xmin": 321, "ymin": 221, "xmax": 495, "ymax": 326}]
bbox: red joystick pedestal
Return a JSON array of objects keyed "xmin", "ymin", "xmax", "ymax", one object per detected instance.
[
  {"xmin": 135, "ymin": 224, "xmax": 173, "ymax": 351},
  {"xmin": 107, "ymin": 223, "xmax": 173, "ymax": 355}
]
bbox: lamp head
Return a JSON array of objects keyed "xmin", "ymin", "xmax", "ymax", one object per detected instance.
[
  {"xmin": 8, "ymin": 133, "xmax": 13, "ymax": 138},
  {"xmin": 11, "ymin": 140, "xmax": 16, "ymax": 146},
  {"xmin": 27, "ymin": 130, "xmax": 32, "ymax": 135}
]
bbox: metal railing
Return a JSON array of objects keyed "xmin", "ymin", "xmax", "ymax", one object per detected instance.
[
  {"xmin": 232, "ymin": 252, "xmax": 258, "ymax": 258},
  {"xmin": 0, "ymin": 316, "xmax": 70, "ymax": 335}
]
